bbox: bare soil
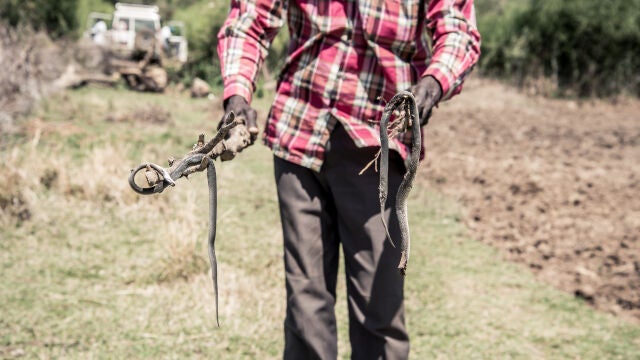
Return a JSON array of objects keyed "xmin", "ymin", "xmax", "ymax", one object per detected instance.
[{"xmin": 422, "ymin": 77, "xmax": 640, "ymax": 322}]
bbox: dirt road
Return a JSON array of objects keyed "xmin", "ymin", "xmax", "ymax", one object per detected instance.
[{"xmin": 422, "ymin": 77, "xmax": 640, "ymax": 322}]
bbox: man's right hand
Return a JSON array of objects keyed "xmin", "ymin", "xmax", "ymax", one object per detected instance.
[{"xmin": 219, "ymin": 95, "xmax": 259, "ymax": 161}]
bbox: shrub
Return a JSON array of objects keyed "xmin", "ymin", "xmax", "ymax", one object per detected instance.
[
  {"xmin": 0, "ymin": 0, "xmax": 79, "ymax": 39},
  {"xmin": 478, "ymin": 0, "xmax": 640, "ymax": 97},
  {"xmin": 172, "ymin": 0, "xmax": 289, "ymax": 89}
]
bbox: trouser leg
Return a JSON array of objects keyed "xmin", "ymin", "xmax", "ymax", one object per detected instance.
[
  {"xmin": 274, "ymin": 122, "xmax": 410, "ymax": 360},
  {"xmin": 274, "ymin": 157, "xmax": 340, "ymax": 360},
  {"xmin": 323, "ymin": 124, "xmax": 410, "ymax": 360}
]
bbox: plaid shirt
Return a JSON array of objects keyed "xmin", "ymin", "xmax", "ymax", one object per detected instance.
[{"xmin": 218, "ymin": 0, "xmax": 480, "ymax": 171}]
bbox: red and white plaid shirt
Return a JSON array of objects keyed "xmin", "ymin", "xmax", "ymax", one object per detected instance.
[{"xmin": 218, "ymin": 0, "xmax": 480, "ymax": 171}]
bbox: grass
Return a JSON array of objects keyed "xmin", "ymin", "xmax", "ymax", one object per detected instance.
[{"xmin": 1, "ymin": 86, "xmax": 639, "ymax": 359}]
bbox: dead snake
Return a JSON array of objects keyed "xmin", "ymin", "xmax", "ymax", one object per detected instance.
[{"xmin": 379, "ymin": 91, "xmax": 421, "ymax": 276}]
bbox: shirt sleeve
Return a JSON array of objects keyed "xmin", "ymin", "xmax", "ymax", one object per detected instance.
[
  {"xmin": 424, "ymin": 0, "xmax": 481, "ymax": 100},
  {"xmin": 217, "ymin": 0, "xmax": 285, "ymax": 103}
]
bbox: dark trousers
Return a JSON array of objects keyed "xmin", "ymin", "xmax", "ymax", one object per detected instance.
[{"xmin": 274, "ymin": 124, "xmax": 409, "ymax": 360}]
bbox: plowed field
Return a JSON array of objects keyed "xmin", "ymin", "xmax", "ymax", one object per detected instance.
[{"xmin": 423, "ymin": 78, "xmax": 640, "ymax": 322}]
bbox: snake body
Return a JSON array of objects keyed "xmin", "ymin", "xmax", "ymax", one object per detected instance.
[
  {"xmin": 205, "ymin": 159, "xmax": 220, "ymax": 327},
  {"xmin": 379, "ymin": 91, "xmax": 421, "ymax": 276}
]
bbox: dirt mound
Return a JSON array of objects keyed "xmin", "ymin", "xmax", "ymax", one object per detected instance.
[{"xmin": 423, "ymin": 78, "xmax": 640, "ymax": 322}]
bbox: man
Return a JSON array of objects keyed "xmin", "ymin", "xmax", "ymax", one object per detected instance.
[
  {"xmin": 217, "ymin": 1, "xmax": 480, "ymax": 358},
  {"xmin": 90, "ymin": 19, "xmax": 107, "ymax": 45}
]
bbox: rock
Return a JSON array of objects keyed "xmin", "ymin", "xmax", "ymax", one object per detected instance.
[
  {"xmin": 190, "ymin": 77, "xmax": 211, "ymax": 98},
  {"xmin": 575, "ymin": 285, "xmax": 595, "ymax": 303},
  {"xmin": 142, "ymin": 66, "xmax": 168, "ymax": 92}
]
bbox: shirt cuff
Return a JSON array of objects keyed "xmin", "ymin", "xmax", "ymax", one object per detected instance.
[
  {"xmin": 424, "ymin": 63, "xmax": 459, "ymax": 101},
  {"xmin": 223, "ymin": 76, "xmax": 254, "ymax": 103}
]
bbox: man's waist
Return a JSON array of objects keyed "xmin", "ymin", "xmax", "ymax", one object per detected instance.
[{"xmin": 263, "ymin": 96, "xmax": 412, "ymax": 171}]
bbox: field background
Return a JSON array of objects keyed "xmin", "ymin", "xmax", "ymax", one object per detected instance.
[{"xmin": 2, "ymin": 78, "xmax": 639, "ymax": 358}]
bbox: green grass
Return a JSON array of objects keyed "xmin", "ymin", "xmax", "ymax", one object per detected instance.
[{"xmin": 1, "ymin": 86, "xmax": 639, "ymax": 359}]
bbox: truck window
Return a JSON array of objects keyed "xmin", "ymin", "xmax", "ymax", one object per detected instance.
[
  {"xmin": 115, "ymin": 18, "xmax": 130, "ymax": 31},
  {"xmin": 135, "ymin": 19, "xmax": 156, "ymax": 32}
]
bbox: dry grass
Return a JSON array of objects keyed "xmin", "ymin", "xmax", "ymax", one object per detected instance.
[
  {"xmin": 106, "ymin": 104, "xmax": 173, "ymax": 125},
  {"xmin": 0, "ymin": 148, "xmax": 34, "ymax": 226},
  {"xmin": 0, "ymin": 86, "xmax": 287, "ymax": 358}
]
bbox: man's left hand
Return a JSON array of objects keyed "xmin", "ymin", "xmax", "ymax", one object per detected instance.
[{"xmin": 410, "ymin": 76, "xmax": 442, "ymax": 125}]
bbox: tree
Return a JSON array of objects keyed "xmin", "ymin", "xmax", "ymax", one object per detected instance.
[{"xmin": 0, "ymin": 0, "xmax": 79, "ymax": 38}]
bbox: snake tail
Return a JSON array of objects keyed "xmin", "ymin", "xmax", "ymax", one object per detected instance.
[{"xmin": 206, "ymin": 159, "xmax": 220, "ymax": 327}]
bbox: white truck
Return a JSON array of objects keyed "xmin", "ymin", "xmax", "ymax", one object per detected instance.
[{"xmin": 84, "ymin": 3, "xmax": 188, "ymax": 91}]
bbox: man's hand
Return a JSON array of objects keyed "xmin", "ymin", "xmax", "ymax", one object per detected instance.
[
  {"xmin": 219, "ymin": 95, "xmax": 259, "ymax": 161},
  {"xmin": 409, "ymin": 76, "xmax": 442, "ymax": 125}
]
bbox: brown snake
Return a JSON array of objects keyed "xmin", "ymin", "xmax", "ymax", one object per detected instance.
[{"xmin": 379, "ymin": 91, "xmax": 421, "ymax": 276}]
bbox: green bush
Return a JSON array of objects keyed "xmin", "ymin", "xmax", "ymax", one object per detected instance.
[
  {"xmin": 170, "ymin": 1, "xmax": 227, "ymax": 87},
  {"xmin": 478, "ymin": 0, "xmax": 640, "ymax": 97},
  {"xmin": 172, "ymin": 0, "xmax": 289, "ymax": 89},
  {"xmin": 0, "ymin": 0, "xmax": 79, "ymax": 39}
]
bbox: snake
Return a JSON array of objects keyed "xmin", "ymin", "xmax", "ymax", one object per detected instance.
[
  {"xmin": 205, "ymin": 158, "xmax": 220, "ymax": 327},
  {"xmin": 128, "ymin": 113, "xmax": 238, "ymax": 326},
  {"xmin": 379, "ymin": 90, "xmax": 421, "ymax": 276}
]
